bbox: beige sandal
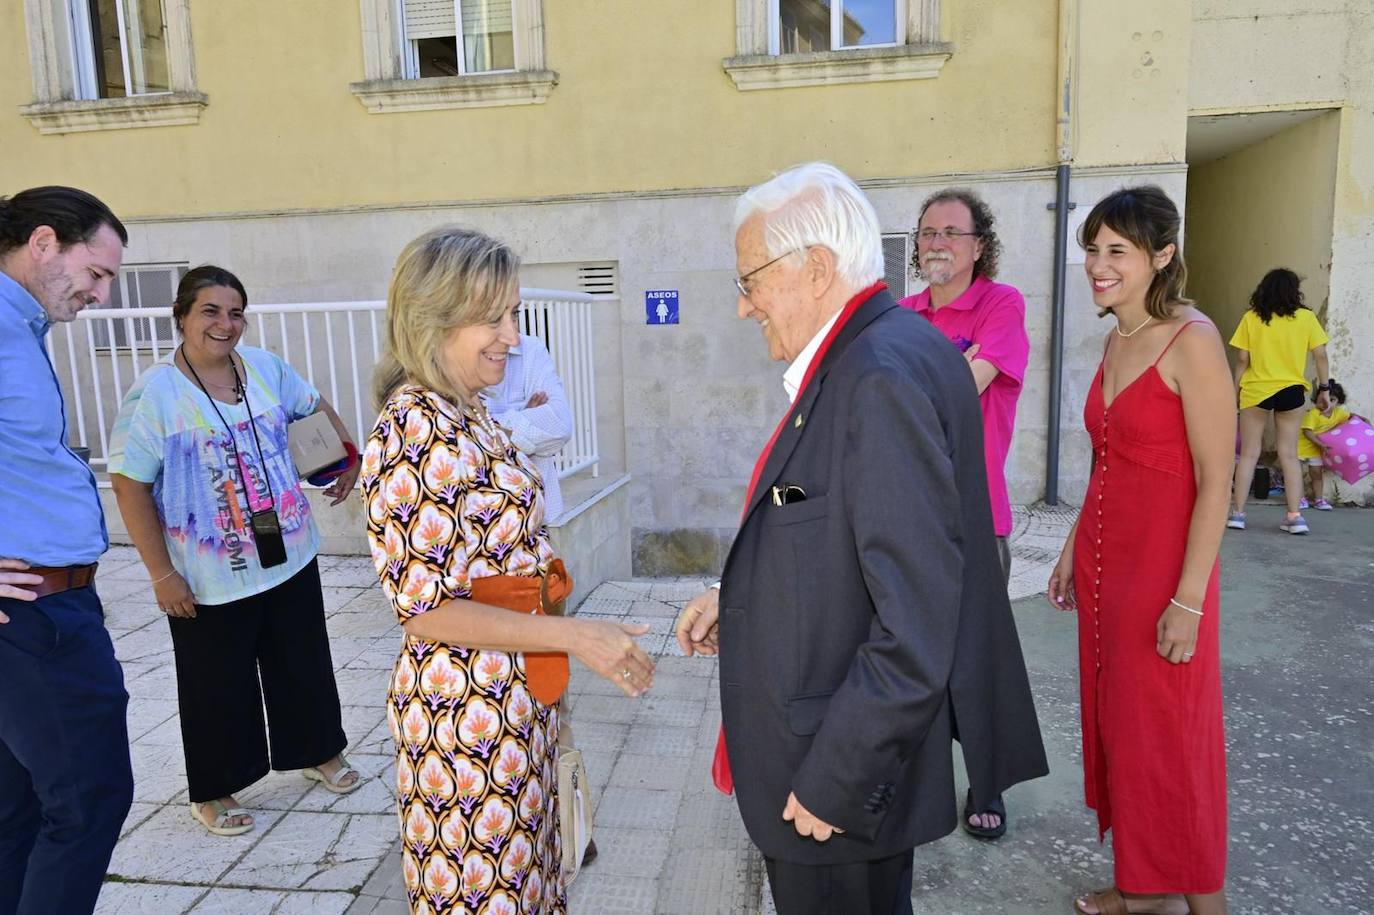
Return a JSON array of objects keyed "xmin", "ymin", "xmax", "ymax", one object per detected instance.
[
  {"xmin": 1075, "ymin": 888, "xmax": 1130, "ymax": 915},
  {"xmin": 190, "ymin": 799, "xmax": 254, "ymax": 837},
  {"xmin": 303, "ymin": 756, "xmax": 362, "ymax": 795},
  {"xmin": 1073, "ymin": 889, "xmax": 1190, "ymax": 915}
]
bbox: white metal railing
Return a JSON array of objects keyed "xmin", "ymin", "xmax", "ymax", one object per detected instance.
[{"xmin": 47, "ymin": 287, "xmax": 599, "ymax": 481}]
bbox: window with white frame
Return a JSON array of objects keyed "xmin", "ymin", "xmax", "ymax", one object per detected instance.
[
  {"xmin": 351, "ymin": 0, "xmax": 554, "ymax": 112},
  {"xmin": 403, "ymin": 0, "xmax": 516, "ymax": 78},
  {"xmin": 91, "ymin": 263, "xmax": 186, "ymax": 349},
  {"xmin": 774, "ymin": 0, "xmax": 903, "ymax": 56},
  {"xmin": 68, "ymin": 0, "xmax": 172, "ymax": 99},
  {"xmin": 20, "ymin": 0, "xmax": 204, "ymax": 134},
  {"xmin": 724, "ymin": 0, "xmax": 948, "ymax": 91}
]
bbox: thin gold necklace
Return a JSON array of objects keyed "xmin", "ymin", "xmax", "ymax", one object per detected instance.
[{"xmin": 1115, "ymin": 314, "xmax": 1153, "ymax": 338}]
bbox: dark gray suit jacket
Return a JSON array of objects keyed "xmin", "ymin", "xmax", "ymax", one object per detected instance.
[{"xmin": 717, "ymin": 288, "xmax": 1048, "ymax": 865}]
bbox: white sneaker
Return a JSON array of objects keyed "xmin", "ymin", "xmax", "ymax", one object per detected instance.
[{"xmin": 1226, "ymin": 511, "xmax": 1246, "ymax": 530}]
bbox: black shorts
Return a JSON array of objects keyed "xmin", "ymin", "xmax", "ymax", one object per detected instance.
[{"xmin": 1256, "ymin": 384, "xmax": 1306, "ymax": 412}]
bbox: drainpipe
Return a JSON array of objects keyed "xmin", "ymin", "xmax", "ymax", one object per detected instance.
[{"xmin": 1045, "ymin": 0, "xmax": 1079, "ymax": 505}]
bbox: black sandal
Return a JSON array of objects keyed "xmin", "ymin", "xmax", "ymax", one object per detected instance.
[{"xmin": 961, "ymin": 788, "xmax": 1007, "ymax": 840}]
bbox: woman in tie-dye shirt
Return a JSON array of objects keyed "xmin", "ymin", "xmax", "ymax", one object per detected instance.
[{"xmin": 109, "ymin": 265, "xmax": 362, "ymax": 837}]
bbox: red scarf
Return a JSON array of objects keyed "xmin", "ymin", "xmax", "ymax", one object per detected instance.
[{"xmin": 712, "ymin": 280, "xmax": 885, "ymax": 794}]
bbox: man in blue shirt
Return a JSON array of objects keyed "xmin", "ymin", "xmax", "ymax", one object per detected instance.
[{"xmin": 0, "ymin": 186, "xmax": 133, "ymax": 915}]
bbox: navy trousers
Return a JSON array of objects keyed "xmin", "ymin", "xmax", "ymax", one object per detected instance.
[{"xmin": 0, "ymin": 586, "xmax": 133, "ymax": 915}]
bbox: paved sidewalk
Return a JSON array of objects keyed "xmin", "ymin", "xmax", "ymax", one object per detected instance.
[
  {"xmin": 92, "ymin": 505, "xmax": 1076, "ymax": 913},
  {"xmin": 347, "ymin": 577, "xmax": 764, "ymax": 915},
  {"xmin": 91, "ymin": 559, "xmax": 765, "ymax": 914},
  {"xmin": 92, "ymin": 503, "xmax": 1374, "ymax": 912}
]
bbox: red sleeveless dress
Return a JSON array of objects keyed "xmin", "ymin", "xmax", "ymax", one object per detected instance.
[{"xmin": 1073, "ymin": 322, "xmax": 1228, "ymax": 893}]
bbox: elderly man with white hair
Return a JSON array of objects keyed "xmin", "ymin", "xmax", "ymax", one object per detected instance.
[{"xmin": 675, "ymin": 163, "xmax": 1047, "ymax": 915}]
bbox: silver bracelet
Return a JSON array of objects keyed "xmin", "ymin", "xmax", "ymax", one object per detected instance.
[{"xmin": 1170, "ymin": 597, "xmax": 1203, "ymax": 617}]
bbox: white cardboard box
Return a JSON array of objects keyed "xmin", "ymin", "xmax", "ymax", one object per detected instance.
[{"xmin": 288, "ymin": 412, "xmax": 347, "ymax": 477}]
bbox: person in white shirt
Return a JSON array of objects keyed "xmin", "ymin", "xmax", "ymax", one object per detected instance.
[{"xmin": 483, "ymin": 333, "xmax": 574, "ymax": 521}]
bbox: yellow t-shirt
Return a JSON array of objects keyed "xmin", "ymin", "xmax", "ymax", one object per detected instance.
[
  {"xmin": 1230, "ymin": 308, "xmax": 1329, "ymax": 409},
  {"xmin": 1298, "ymin": 405, "xmax": 1352, "ymax": 459}
]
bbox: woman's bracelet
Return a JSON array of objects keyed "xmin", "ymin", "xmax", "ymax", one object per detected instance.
[
  {"xmin": 1170, "ymin": 597, "xmax": 1203, "ymax": 617},
  {"xmin": 151, "ymin": 569, "xmax": 177, "ymax": 585}
]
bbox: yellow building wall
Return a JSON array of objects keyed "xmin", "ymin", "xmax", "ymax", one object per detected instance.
[
  {"xmin": 1190, "ymin": 1, "xmax": 1374, "ymax": 371},
  {"xmin": 1185, "ymin": 110, "xmax": 1340, "ymax": 352},
  {"xmin": 1, "ymin": 1, "xmax": 1072, "ymax": 219},
  {"xmin": 1189, "ymin": 1, "xmax": 1372, "ymax": 501},
  {"xmin": 1073, "ymin": 1, "xmax": 1192, "ymax": 167}
]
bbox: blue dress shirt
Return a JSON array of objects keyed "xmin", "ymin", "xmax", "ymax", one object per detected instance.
[{"xmin": 0, "ymin": 270, "xmax": 108, "ymax": 565}]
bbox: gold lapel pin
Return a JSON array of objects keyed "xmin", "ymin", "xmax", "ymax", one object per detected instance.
[{"xmin": 794, "ymin": 414, "xmax": 804, "ymax": 429}]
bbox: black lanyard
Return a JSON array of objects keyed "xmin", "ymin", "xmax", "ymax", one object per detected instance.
[{"xmin": 179, "ymin": 347, "xmax": 275, "ymax": 510}]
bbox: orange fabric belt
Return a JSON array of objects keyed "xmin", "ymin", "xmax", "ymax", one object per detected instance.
[{"xmin": 468, "ymin": 559, "xmax": 573, "ymax": 706}]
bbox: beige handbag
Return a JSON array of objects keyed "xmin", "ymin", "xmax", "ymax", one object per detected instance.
[
  {"xmin": 548, "ymin": 583, "xmax": 592, "ymax": 885},
  {"xmin": 557, "ymin": 716, "xmax": 594, "ymax": 885}
]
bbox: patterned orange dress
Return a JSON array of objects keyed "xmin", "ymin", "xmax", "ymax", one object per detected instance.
[{"xmin": 362, "ymin": 385, "xmax": 565, "ymax": 915}]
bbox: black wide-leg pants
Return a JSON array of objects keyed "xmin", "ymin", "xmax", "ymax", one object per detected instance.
[{"xmin": 168, "ymin": 558, "xmax": 347, "ymax": 802}]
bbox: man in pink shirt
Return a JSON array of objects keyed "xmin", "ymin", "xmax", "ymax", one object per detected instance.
[{"xmin": 899, "ymin": 188, "xmax": 1030, "ymax": 841}]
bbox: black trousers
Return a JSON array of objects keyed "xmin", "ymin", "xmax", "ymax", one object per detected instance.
[
  {"xmin": 765, "ymin": 850, "xmax": 914, "ymax": 915},
  {"xmin": 168, "ymin": 558, "xmax": 346, "ymax": 802}
]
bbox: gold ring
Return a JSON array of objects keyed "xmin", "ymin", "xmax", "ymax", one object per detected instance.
[{"xmin": 621, "ymin": 670, "xmax": 631, "ymax": 679}]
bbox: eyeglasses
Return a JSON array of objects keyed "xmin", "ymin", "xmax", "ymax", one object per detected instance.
[
  {"xmin": 916, "ymin": 227, "xmax": 982, "ymax": 243},
  {"xmin": 734, "ymin": 249, "xmax": 801, "ymax": 297}
]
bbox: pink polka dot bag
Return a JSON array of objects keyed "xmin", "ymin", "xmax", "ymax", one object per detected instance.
[{"xmin": 1317, "ymin": 415, "xmax": 1374, "ymax": 485}]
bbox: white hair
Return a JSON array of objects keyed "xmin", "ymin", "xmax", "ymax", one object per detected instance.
[{"xmin": 732, "ymin": 162, "xmax": 885, "ymax": 288}]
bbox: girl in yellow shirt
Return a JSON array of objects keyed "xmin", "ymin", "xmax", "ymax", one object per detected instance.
[
  {"xmin": 1299, "ymin": 379, "xmax": 1351, "ymax": 510},
  {"xmin": 1228, "ymin": 269, "xmax": 1331, "ymax": 534}
]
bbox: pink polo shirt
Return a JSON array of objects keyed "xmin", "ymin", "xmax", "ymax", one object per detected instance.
[{"xmin": 899, "ymin": 276, "xmax": 1029, "ymax": 536}]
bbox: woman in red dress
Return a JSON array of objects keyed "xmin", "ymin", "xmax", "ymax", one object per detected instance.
[{"xmin": 1047, "ymin": 186, "xmax": 1234, "ymax": 915}]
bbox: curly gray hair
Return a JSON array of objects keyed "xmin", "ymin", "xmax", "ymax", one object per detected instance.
[{"xmin": 909, "ymin": 188, "xmax": 1001, "ymax": 282}]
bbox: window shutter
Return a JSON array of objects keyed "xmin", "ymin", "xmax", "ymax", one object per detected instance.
[
  {"xmin": 881, "ymin": 233, "xmax": 910, "ymax": 299},
  {"xmin": 461, "ymin": 0, "xmax": 512, "ymax": 34},
  {"xmin": 404, "ymin": 0, "xmax": 457, "ymax": 39}
]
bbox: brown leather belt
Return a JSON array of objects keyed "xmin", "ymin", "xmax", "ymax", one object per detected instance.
[{"xmin": 24, "ymin": 564, "xmax": 99, "ymax": 599}]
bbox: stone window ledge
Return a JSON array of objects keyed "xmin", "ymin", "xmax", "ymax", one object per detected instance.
[
  {"xmin": 722, "ymin": 43, "xmax": 952, "ymax": 91},
  {"xmin": 349, "ymin": 70, "xmax": 559, "ymax": 113},
  {"xmin": 20, "ymin": 92, "xmax": 208, "ymax": 135}
]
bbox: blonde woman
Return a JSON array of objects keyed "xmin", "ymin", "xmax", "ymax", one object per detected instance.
[{"xmin": 362, "ymin": 227, "xmax": 653, "ymax": 914}]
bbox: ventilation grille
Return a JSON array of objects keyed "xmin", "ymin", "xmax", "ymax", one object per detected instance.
[
  {"xmin": 881, "ymin": 233, "xmax": 910, "ymax": 299},
  {"xmin": 577, "ymin": 262, "xmax": 619, "ymax": 297}
]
